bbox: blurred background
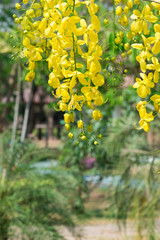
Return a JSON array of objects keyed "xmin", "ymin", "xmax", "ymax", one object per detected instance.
[{"xmin": 1, "ymin": 0, "xmax": 160, "ymax": 240}]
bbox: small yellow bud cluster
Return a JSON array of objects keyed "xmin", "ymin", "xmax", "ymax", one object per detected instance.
[
  {"xmin": 15, "ymin": 0, "xmax": 105, "ymax": 139},
  {"xmin": 115, "ymin": 31, "xmax": 124, "ymax": 45},
  {"xmin": 104, "ymin": 18, "xmax": 109, "ymax": 26},
  {"xmin": 115, "ymin": 0, "xmax": 135, "ymax": 26},
  {"xmin": 115, "ymin": 0, "xmax": 160, "ymax": 132}
]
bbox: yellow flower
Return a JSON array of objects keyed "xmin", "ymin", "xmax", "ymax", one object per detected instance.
[
  {"xmin": 132, "ymin": 35, "xmax": 152, "ymax": 72},
  {"xmin": 150, "ymin": 94, "xmax": 160, "ymax": 113},
  {"xmin": 28, "ymin": 61, "xmax": 36, "ymax": 70},
  {"xmin": 88, "ymin": 2, "xmax": 99, "ymax": 16},
  {"xmin": 136, "ymin": 101, "xmax": 147, "ymax": 112},
  {"xmin": 48, "ymin": 73, "xmax": 60, "ymax": 89},
  {"xmin": 68, "ymin": 94, "xmax": 85, "ymax": 111},
  {"xmin": 131, "ymin": 7, "xmax": 157, "ymax": 35},
  {"xmin": 90, "ymin": 60, "xmax": 101, "ymax": 74},
  {"xmin": 25, "ymin": 71, "xmax": 35, "ymax": 82},
  {"xmin": 59, "ymin": 102, "xmax": 68, "ymax": 112},
  {"xmin": 137, "ymin": 102, "xmax": 154, "ymax": 132},
  {"xmin": 139, "ymin": 111, "xmax": 154, "ymax": 132},
  {"xmin": 92, "ymin": 74, "xmax": 105, "ymax": 87},
  {"xmin": 147, "ymin": 57, "xmax": 160, "ymax": 83},
  {"xmin": 147, "ymin": 32, "xmax": 160, "ymax": 55},
  {"xmin": 92, "ymin": 109, "xmax": 102, "ymax": 121},
  {"xmin": 133, "ymin": 73, "xmax": 154, "ymax": 98},
  {"xmin": 91, "ymin": 15, "xmax": 101, "ymax": 32},
  {"xmin": 28, "ymin": 47, "xmax": 43, "ymax": 62}
]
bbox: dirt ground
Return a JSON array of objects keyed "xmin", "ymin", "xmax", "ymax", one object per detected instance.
[
  {"xmin": 57, "ymin": 219, "xmax": 146, "ymax": 240},
  {"xmin": 34, "ymin": 138, "xmax": 62, "ymax": 148}
]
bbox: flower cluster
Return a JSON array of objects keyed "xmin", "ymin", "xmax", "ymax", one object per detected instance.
[
  {"xmin": 15, "ymin": 0, "xmax": 104, "ymax": 142},
  {"xmin": 115, "ymin": 0, "xmax": 160, "ymax": 132}
]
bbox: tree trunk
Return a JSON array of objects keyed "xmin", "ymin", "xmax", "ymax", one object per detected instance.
[
  {"xmin": 2, "ymin": 64, "xmax": 21, "ymax": 185},
  {"xmin": 21, "ymin": 83, "xmax": 32, "ymax": 142},
  {"xmin": 10, "ymin": 63, "xmax": 21, "ymax": 152},
  {"xmin": 47, "ymin": 111, "xmax": 53, "ymax": 139}
]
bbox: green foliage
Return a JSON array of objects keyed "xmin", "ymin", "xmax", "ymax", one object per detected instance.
[
  {"xmin": 96, "ymin": 116, "xmax": 160, "ymax": 240},
  {"xmin": 0, "ymin": 132, "xmax": 79, "ymax": 240}
]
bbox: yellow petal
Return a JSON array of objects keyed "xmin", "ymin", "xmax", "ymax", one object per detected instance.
[
  {"xmin": 154, "ymin": 70, "xmax": 159, "ymax": 83},
  {"xmin": 90, "ymin": 60, "xmax": 101, "ymax": 73},
  {"xmin": 132, "ymin": 43, "xmax": 143, "ymax": 50},
  {"xmin": 91, "ymin": 15, "xmax": 101, "ymax": 32},
  {"xmin": 152, "ymin": 41, "xmax": 160, "ymax": 55},
  {"xmin": 92, "ymin": 74, "xmax": 104, "ymax": 86},
  {"xmin": 70, "ymin": 75, "xmax": 77, "ymax": 90},
  {"xmin": 140, "ymin": 59, "xmax": 146, "ymax": 72},
  {"xmin": 139, "ymin": 120, "xmax": 150, "ymax": 132},
  {"xmin": 137, "ymin": 85, "xmax": 148, "ymax": 98},
  {"xmin": 77, "ymin": 74, "xmax": 88, "ymax": 85},
  {"xmin": 145, "ymin": 15, "xmax": 158, "ymax": 23}
]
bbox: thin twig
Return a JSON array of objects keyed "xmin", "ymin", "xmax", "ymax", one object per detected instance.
[{"xmin": 143, "ymin": 0, "xmax": 160, "ymax": 4}]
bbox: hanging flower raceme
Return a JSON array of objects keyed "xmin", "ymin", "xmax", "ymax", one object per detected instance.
[
  {"xmin": 15, "ymin": 0, "xmax": 105, "ymax": 143},
  {"xmin": 114, "ymin": 0, "xmax": 160, "ymax": 132}
]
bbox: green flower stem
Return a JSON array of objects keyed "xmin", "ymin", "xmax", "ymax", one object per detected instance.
[
  {"xmin": 112, "ymin": 0, "xmax": 116, "ymax": 53},
  {"xmin": 72, "ymin": 0, "xmax": 77, "ymax": 71},
  {"xmin": 72, "ymin": 33, "xmax": 77, "ymax": 71}
]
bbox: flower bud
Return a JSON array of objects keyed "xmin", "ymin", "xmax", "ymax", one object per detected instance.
[
  {"xmin": 77, "ymin": 120, "xmax": 83, "ymax": 129},
  {"xmin": 81, "ymin": 135, "xmax": 87, "ymax": 141},
  {"xmin": 15, "ymin": 3, "xmax": 21, "ymax": 10},
  {"xmin": 87, "ymin": 125, "xmax": 93, "ymax": 132},
  {"xmin": 65, "ymin": 124, "xmax": 70, "ymax": 131},
  {"xmin": 116, "ymin": 6, "xmax": 122, "ymax": 16},
  {"xmin": 92, "ymin": 110, "xmax": 102, "ymax": 121},
  {"xmin": 64, "ymin": 113, "xmax": 70, "ymax": 124},
  {"xmin": 68, "ymin": 132, "xmax": 74, "ymax": 139},
  {"xmin": 104, "ymin": 19, "xmax": 109, "ymax": 25}
]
